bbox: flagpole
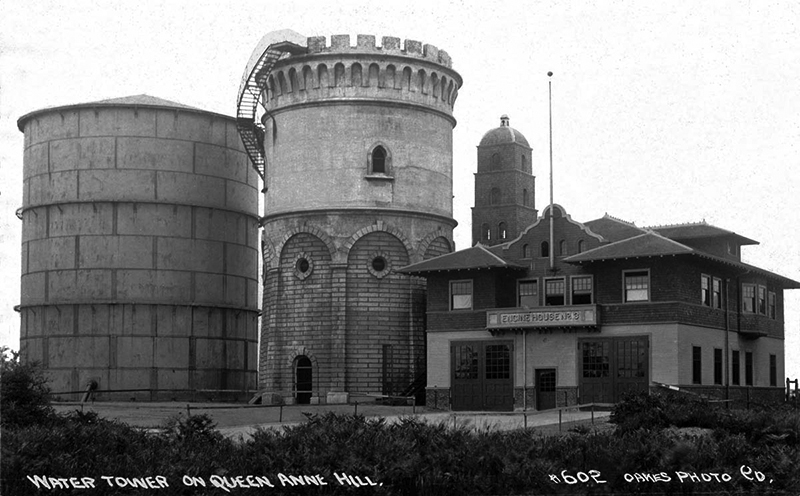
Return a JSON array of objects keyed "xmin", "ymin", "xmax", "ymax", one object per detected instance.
[{"xmin": 548, "ymin": 71, "xmax": 554, "ymax": 270}]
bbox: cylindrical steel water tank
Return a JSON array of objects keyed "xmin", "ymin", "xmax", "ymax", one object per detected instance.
[{"xmin": 17, "ymin": 95, "xmax": 260, "ymax": 400}]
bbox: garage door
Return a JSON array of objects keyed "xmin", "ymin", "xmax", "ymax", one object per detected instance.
[
  {"xmin": 579, "ymin": 336, "xmax": 649, "ymax": 404},
  {"xmin": 451, "ymin": 340, "xmax": 514, "ymax": 411}
]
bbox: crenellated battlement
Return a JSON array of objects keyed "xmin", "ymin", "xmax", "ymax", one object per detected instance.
[
  {"xmin": 261, "ymin": 36, "xmax": 462, "ymax": 118},
  {"xmin": 305, "ymin": 35, "xmax": 453, "ymax": 69}
]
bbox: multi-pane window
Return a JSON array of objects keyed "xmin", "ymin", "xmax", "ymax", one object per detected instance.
[
  {"xmin": 768, "ymin": 291, "xmax": 776, "ymax": 319},
  {"xmin": 582, "ymin": 341, "xmax": 610, "ymax": 378},
  {"xmin": 757, "ymin": 286, "xmax": 767, "ymax": 315},
  {"xmin": 769, "ymin": 354, "xmax": 777, "ymax": 387},
  {"xmin": 742, "ymin": 284, "xmax": 755, "ymax": 313},
  {"xmin": 518, "ymin": 280, "xmax": 538, "ymax": 308},
  {"xmin": 732, "ymin": 350, "xmax": 740, "ymax": 385},
  {"xmin": 692, "ymin": 346, "xmax": 702, "ymax": 384},
  {"xmin": 545, "ymin": 278, "xmax": 565, "ymax": 306},
  {"xmin": 616, "ymin": 339, "xmax": 647, "ymax": 378},
  {"xmin": 450, "ymin": 280, "xmax": 473, "ymax": 310},
  {"xmin": 712, "ymin": 278, "xmax": 722, "ymax": 309},
  {"xmin": 624, "ymin": 270, "xmax": 649, "ymax": 302},
  {"xmin": 703, "ymin": 276, "xmax": 722, "ymax": 308},
  {"xmin": 571, "ymin": 276, "xmax": 593, "ymax": 305},
  {"xmin": 714, "ymin": 348, "xmax": 723, "ymax": 385},
  {"xmin": 485, "ymin": 344, "xmax": 511, "ymax": 379},
  {"xmin": 453, "ymin": 344, "xmax": 478, "ymax": 380},
  {"xmin": 701, "ymin": 275, "xmax": 711, "ymax": 306},
  {"xmin": 745, "ymin": 351, "xmax": 753, "ymax": 386}
]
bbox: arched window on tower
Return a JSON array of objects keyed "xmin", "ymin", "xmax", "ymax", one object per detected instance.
[
  {"xmin": 541, "ymin": 241, "xmax": 549, "ymax": 258},
  {"xmin": 491, "ymin": 188, "xmax": 502, "ymax": 205},
  {"xmin": 523, "ymin": 189, "xmax": 529, "ymax": 207},
  {"xmin": 521, "ymin": 154, "xmax": 527, "ymax": 171},
  {"xmin": 368, "ymin": 145, "xmax": 390, "ymax": 175},
  {"xmin": 499, "ymin": 222, "xmax": 507, "ymax": 240},
  {"xmin": 482, "ymin": 223, "xmax": 491, "ymax": 241}
]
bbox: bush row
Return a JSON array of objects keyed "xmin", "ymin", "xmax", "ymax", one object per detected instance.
[{"xmin": 3, "ymin": 404, "xmax": 799, "ymax": 495}]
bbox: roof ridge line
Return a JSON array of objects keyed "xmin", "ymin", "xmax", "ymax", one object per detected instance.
[
  {"xmin": 647, "ymin": 220, "xmax": 711, "ymax": 229},
  {"xmin": 476, "ymin": 243, "xmax": 512, "ymax": 266},
  {"xmin": 602, "ymin": 213, "xmax": 640, "ymax": 227}
]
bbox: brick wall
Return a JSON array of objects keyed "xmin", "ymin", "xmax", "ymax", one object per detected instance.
[
  {"xmin": 345, "ymin": 231, "xmax": 420, "ymax": 395},
  {"xmin": 262, "ymin": 232, "xmax": 333, "ymax": 398}
]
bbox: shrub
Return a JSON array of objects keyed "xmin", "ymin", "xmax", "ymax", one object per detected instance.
[{"xmin": 0, "ymin": 347, "xmax": 54, "ymax": 428}]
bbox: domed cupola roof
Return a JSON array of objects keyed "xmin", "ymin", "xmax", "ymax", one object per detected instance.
[{"xmin": 479, "ymin": 115, "xmax": 530, "ymax": 147}]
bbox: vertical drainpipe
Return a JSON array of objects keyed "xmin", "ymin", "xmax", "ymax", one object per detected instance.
[{"xmin": 522, "ymin": 329, "xmax": 527, "ymax": 410}]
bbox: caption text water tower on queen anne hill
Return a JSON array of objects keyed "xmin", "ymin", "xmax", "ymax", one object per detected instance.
[{"xmin": 237, "ymin": 31, "xmax": 462, "ymax": 405}]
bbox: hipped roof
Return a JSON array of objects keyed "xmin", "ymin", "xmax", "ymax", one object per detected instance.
[{"xmin": 397, "ymin": 244, "xmax": 527, "ymax": 274}]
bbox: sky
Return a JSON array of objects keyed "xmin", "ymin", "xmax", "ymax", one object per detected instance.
[{"xmin": 1, "ymin": 0, "xmax": 798, "ymax": 378}]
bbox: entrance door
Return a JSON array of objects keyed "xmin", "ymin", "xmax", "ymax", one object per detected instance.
[
  {"xmin": 451, "ymin": 341, "xmax": 514, "ymax": 411},
  {"xmin": 295, "ymin": 356, "xmax": 312, "ymax": 404},
  {"xmin": 535, "ymin": 369, "xmax": 556, "ymax": 410},
  {"xmin": 579, "ymin": 337, "xmax": 649, "ymax": 403}
]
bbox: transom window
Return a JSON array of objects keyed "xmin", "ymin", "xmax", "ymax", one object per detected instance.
[
  {"xmin": 518, "ymin": 280, "xmax": 538, "ymax": 307},
  {"xmin": 571, "ymin": 276, "xmax": 593, "ymax": 305},
  {"xmin": 624, "ymin": 270, "xmax": 650, "ymax": 302},
  {"xmin": 545, "ymin": 278, "xmax": 565, "ymax": 306},
  {"xmin": 450, "ymin": 280, "xmax": 473, "ymax": 310}
]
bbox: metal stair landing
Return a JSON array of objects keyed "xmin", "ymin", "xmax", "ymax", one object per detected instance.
[{"xmin": 236, "ymin": 37, "xmax": 306, "ymax": 182}]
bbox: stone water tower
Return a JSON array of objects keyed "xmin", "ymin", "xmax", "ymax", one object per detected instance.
[
  {"xmin": 237, "ymin": 32, "xmax": 462, "ymax": 404},
  {"xmin": 17, "ymin": 95, "xmax": 260, "ymax": 400}
]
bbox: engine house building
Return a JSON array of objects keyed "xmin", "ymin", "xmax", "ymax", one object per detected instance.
[
  {"xmin": 400, "ymin": 119, "xmax": 799, "ymax": 411},
  {"xmin": 238, "ymin": 33, "xmax": 461, "ymax": 404}
]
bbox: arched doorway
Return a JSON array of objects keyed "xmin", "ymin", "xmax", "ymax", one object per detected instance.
[{"xmin": 294, "ymin": 356, "xmax": 312, "ymax": 404}]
